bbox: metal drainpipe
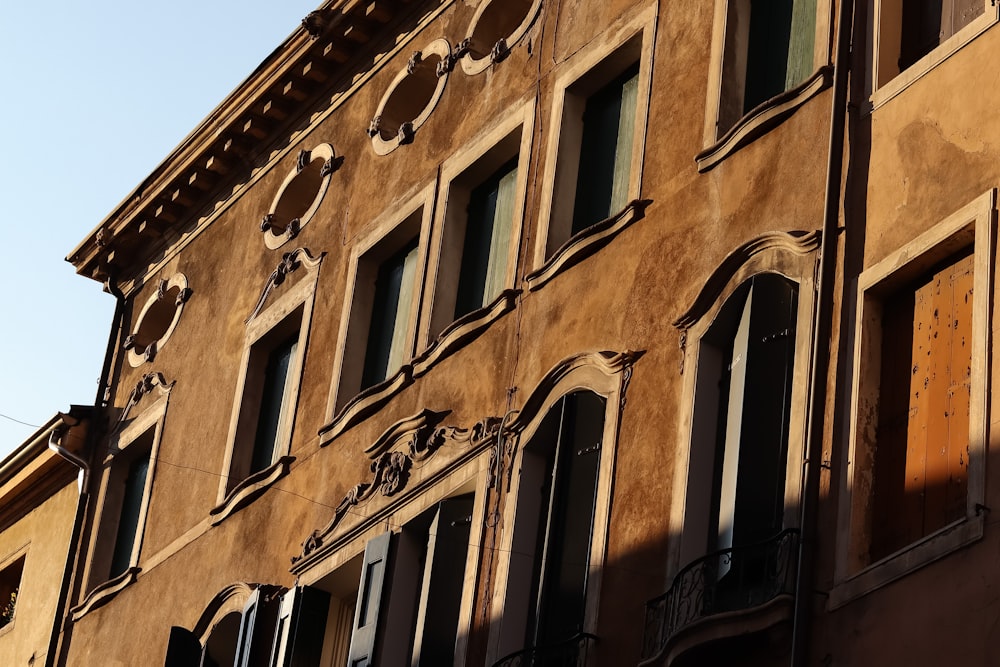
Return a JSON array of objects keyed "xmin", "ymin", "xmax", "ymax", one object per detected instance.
[
  {"xmin": 46, "ymin": 273, "xmax": 126, "ymax": 667},
  {"xmin": 790, "ymin": 0, "xmax": 855, "ymax": 664}
]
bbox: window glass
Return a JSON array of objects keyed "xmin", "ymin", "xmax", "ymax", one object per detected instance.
[
  {"xmin": 362, "ymin": 241, "xmax": 420, "ymax": 389},
  {"xmin": 110, "ymin": 435, "xmax": 152, "ymax": 578},
  {"xmin": 250, "ymin": 335, "xmax": 299, "ymax": 475}
]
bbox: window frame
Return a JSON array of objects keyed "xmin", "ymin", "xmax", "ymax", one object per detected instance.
[
  {"xmin": 699, "ymin": 0, "xmax": 831, "ymax": 168},
  {"xmin": 666, "ymin": 233, "xmax": 818, "ymax": 578},
  {"xmin": 78, "ymin": 393, "xmax": 167, "ymax": 610},
  {"xmin": 488, "ymin": 360, "xmax": 628, "ymax": 663},
  {"xmin": 831, "ymin": 189, "xmax": 994, "ymax": 607},
  {"xmin": 871, "ymin": 0, "xmax": 999, "ymax": 108},
  {"xmin": 324, "ymin": 185, "xmax": 434, "ymax": 436},
  {"xmin": 419, "ymin": 98, "xmax": 534, "ymax": 348},
  {"xmin": 531, "ymin": 5, "xmax": 655, "ymax": 270},
  {"xmin": 0, "ymin": 548, "xmax": 26, "ymax": 636},
  {"xmin": 216, "ymin": 259, "xmax": 320, "ymax": 516}
]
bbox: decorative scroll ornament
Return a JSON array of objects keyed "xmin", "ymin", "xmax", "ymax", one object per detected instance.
[
  {"xmin": 319, "ymin": 157, "xmax": 337, "ymax": 178},
  {"xmin": 406, "ymin": 50, "xmax": 423, "ymax": 75},
  {"xmin": 397, "ymin": 122, "xmax": 415, "ymax": 145},
  {"xmin": 302, "ymin": 10, "xmax": 326, "ymax": 38},
  {"xmin": 438, "ymin": 39, "xmax": 470, "ymax": 76},
  {"xmin": 491, "ymin": 37, "xmax": 510, "ymax": 64},
  {"xmin": 111, "ymin": 371, "xmax": 174, "ymax": 434},
  {"xmin": 367, "ymin": 116, "xmax": 383, "ymax": 139},
  {"xmin": 293, "ymin": 413, "xmax": 503, "ymax": 565},
  {"xmin": 246, "ymin": 248, "xmax": 323, "ymax": 324},
  {"xmin": 296, "ymin": 149, "xmax": 312, "ymax": 173},
  {"xmin": 260, "ymin": 213, "xmax": 275, "ymax": 233}
]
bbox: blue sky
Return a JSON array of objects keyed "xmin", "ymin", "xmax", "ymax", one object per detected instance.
[{"xmin": 0, "ymin": 0, "xmax": 322, "ymax": 458}]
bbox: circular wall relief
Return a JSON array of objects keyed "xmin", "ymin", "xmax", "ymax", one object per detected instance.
[
  {"xmin": 460, "ymin": 0, "xmax": 543, "ymax": 75},
  {"xmin": 369, "ymin": 38, "xmax": 452, "ymax": 156},
  {"xmin": 125, "ymin": 273, "xmax": 192, "ymax": 367},
  {"xmin": 262, "ymin": 143, "xmax": 339, "ymax": 250}
]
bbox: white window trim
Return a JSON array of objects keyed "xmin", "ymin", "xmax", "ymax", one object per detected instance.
[
  {"xmin": 701, "ymin": 0, "xmax": 832, "ymax": 150},
  {"xmin": 487, "ymin": 362, "xmax": 625, "ymax": 664},
  {"xmin": 78, "ymin": 393, "xmax": 168, "ymax": 608},
  {"xmin": 831, "ymin": 189, "xmax": 994, "ymax": 608},
  {"xmin": 418, "ymin": 97, "xmax": 535, "ymax": 348},
  {"xmin": 324, "ymin": 184, "xmax": 434, "ymax": 437},
  {"xmin": 870, "ymin": 0, "xmax": 999, "ymax": 109},
  {"xmin": 216, "ymin": 261, "xmax": 320, "ymax": 508},
  {"xmin": 531, "ymin": 4, "xmax": 656, "ymax": 268},
  {"xmin": 666, "ymin": 244, "xmax": 817, "ymax": 577}
]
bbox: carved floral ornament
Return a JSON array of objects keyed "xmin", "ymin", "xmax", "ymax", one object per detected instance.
[
  {"xmin": 124, "ymin": 273, "xmax": 192, "ymax": 367},
  {"xmin": 245, "ymin": 247, "xmax": 324, "ymax": 324},
  {"xmin": 111, "ymin": 371, "xmax": 175, "ymax": 435},
  {"xmin": 291, "ymin": 350, "xmax": 639, "ymax": 570}
]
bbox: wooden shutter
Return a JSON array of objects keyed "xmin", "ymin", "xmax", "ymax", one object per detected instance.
[
  {"xmin": 269, "ymin": 586, "xmax": 330, "ymax": 667},
  {"xmin": 872, "ymin": 250, "xmax": 973, "ymax": 561},
  {"xmin": 571, "ymin": 64, "xmax": 640, "ymax": 235},
  {"xmin": 785, "ymin": 0, "xmax": 817, "ymax": 89},
  {"xmin": 609, "ymin": 70, "xmax": 639, "ymax": 215},
  {"xmin": 411, "ymin": 496, "xmax": 475, "ymax": 666},
  {"xmin": 164, "ymin": 626, "xmax": 202, "ymax": 666},
  {"xmin": 234, "ymin": 586, "xmax": 283, "ymax": 667},
  {"xmin": 347, "ymin": 532, "xmax": 393, "ymax": 667},
  {"xmin": 534, "ymin": 392, "xmax": 605, "ymax": 646},
  {"xmin": 362, "ymin": 242, "xmax": 418, "ymax": 389},
  {"xmin": 483, "ymin": 163, "xmax": 518, "ymax": 307},
  {"xmin": 712, "ymin": 275, "xmax": 798, "ymax": 572},
  {"xmin": 456, "ymin": 160, "xmax": 518, "ymax": 318}
]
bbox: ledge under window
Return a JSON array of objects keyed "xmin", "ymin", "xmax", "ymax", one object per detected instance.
[
  {"xmin": 525, "ymin": 199, "xmax": 650, "ymax": 291},
  {"xmin": 209, "ymin": 456, "xmax": 294, "ymax": 526},
  {"xmin": 319, "ymin": 367, "xmax": 413, "ymax": 446},
  {"xmin": 696, "ymin": 67, "xmax": 832, "ymax": 172},
  {"xmin": 71, "ymin": 566, "xmax": 140, "ymax": 621},
  {"xmin": 412, "ymin": 289, "xmax": 519, "ymax": 378}
]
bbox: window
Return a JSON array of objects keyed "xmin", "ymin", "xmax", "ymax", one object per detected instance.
[
  {"xmin": 329, "ymin": 189, "xmax": 432, "ymax": 418},
  {"xmin": 872, "ymin": 0, "xmax": 997, "ymax": 104},
  {"xmin": 345, "ymin": 495, "xmax": 474, "ymax": 667},
  {"xmin": 87, "ymin": 423, "xmax": 157, "ymax": 588},
  {"xmin": 716, "ymin": 0, "xmax": 817, "ymax": 134},
  {"xmin": 164, "ymin": 584, "xmax": 284, "ymax": 667},
  {"xmin": 421, "ymin": 103, "xmax": 532, "ymax": 345},
  {"xmin": 227, "ymin": 311, "xmax": 302, "ymax": 492},
  {"xmin": 0, "ymin": 554, "xmax": 24, "ymax": 631},
  {"xmin": 495, "ymin": 392, "xmax": 605, "ymax": 660},
  {"xmin": 217, "ymin": 256, "xmax": 318, "ymax": 520},
  {"xmin": 124, "ymin": 272, "xmax": 191, "ymax": 367},
  {"xmin": 673, "ymin": 273, "xmax": 803, "ymax": 624},
  {"xmin": 533, "ymin": 9, "xmax": 653, "ymax": 266},
  {"xmin": 833, "ymin": 191, "xmax": 993, "ymax": 606}
]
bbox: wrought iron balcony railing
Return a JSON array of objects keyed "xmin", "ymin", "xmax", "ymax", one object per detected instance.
[
  {"xmin": 492, "ymin": 632, "xmax": 598, "ymax": 667},
  {"xmin": 640, "ymin": 528, "xmax": 800, "ymax": 662}
]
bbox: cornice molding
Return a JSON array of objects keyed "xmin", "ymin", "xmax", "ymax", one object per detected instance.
[{"xmin": 673, "ymin": 230, "xmax": 822, "ymax": 331}]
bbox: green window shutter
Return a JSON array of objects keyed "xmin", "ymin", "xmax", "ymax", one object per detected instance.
[
  {"xmin": 572, "ymin": 63, "xmax": 640, "ymax": 235},
  {"xmin": 483, "ymin": 163, "xmax": 518, "ymax": 306},
  {"xmin": 110, "ymin": 436, "xmax": 152, "ymax": 578},
  {"xmin": 456, "ymin": 160, "xmax": 518, "ymax": 318},
  {"xmin": 362, "ymin": 241, "xmax": 418, "ymax": 389},
  {"xmin": 268, "ymin": 586, "xmax": 330, "ymax": 667},
  {"xmin": 250, "ymin": 335, "xmax": 298, "ymax": 475},
  {"xmin": 348, "ymin": 532, "xmax": 393, "ymax": 667},
  {"xmin": 785, "ymin": 0, "xmax": 817, "ymax": 89},
  {"xmin": 609, "ymin": 70, "xmax": 639, "ymax": 215}
]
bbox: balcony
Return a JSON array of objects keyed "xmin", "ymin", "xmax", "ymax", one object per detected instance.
[
  {"xmin": 492, "ymin": 633, "xmax": 598, "ymax": 667},
  {"xmin": 640, "ymin": 529, "xmax": 799, "ymax": 666}
]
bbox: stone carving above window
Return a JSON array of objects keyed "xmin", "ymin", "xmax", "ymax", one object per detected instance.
[
  {"xmin": 461, "ymin": 0, "xmax": 543, "ymax": 75},
  {"xmin": 124, "ymin": 273, "xmax": 192, "ymax": 367},
  {"xmin": 262, "ymin": 144, "xmax": 339, "ymax": 250},
  {"xmin": 368, "ymin": 39, "xmax": 452, "ymax": 155}
]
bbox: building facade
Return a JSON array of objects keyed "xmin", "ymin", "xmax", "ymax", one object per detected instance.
[{"xmin": 55, "ymin": 0, "xmax": 1000, "ymax": 665}]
